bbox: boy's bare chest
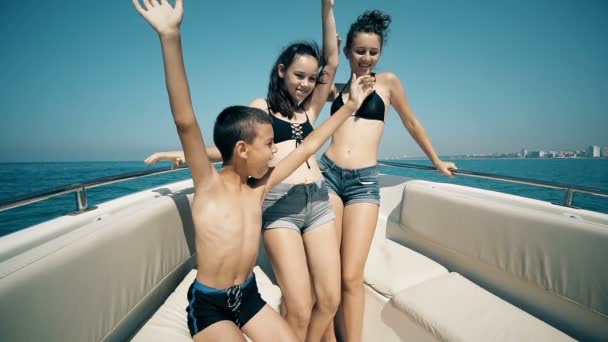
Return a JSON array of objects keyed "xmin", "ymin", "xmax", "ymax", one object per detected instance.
[{"xmin": 193, "ymin": 191, "xmax": 262, "ymax": 236}]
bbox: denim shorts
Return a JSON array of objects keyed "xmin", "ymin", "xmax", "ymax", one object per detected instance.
[
  {"xmin": 262, "ymin": 180, "xmax": 335, "ymax": 234},
  {"xmin": 318, "ymin": 153, "xmax": 381, "ymax": 206}
]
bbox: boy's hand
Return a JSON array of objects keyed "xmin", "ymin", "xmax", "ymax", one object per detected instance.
[
  {"xmin": 132, "ymin": 0, "xmax": 183, "ymax": 36},
  {"xmin": 346, "ymin": 74, "xmax": 375, "ymax": 109}
]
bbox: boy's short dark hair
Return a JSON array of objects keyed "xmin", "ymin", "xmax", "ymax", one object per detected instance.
[{"xmin": 213, "ymin": 106, "xmax": 273, "ymax": 162}]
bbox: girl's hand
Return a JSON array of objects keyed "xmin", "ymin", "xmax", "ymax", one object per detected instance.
[
  {"xmin": 132, "ymin": 0, "xmax": 184, "ymax": 36},
  {"xmin": 144, "ymin": 151, "xmax": 186, "ymax": 169},
  {"xmin": 435, "ymin": 160, "xmax": 458, "ymax": 178}
]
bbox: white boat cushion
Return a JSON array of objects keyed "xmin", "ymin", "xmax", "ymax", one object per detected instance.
[
  {"xmin": 397, "ymin": 180, "xmax": 608, "ymax": 315},
  {"xmin": 391, "ymin": 272, "xmax": 574, "ymax": 341},
  {"xmin": 390, "ymin": 180, "xmax": 608, "ymax": 339},
  {"xmin": 132, "ymin": 266, "xmax": 282, "ymax": 341},
  {"xmin": 362, "ymin": 284, "xmax": 437, "ymax": 342},
  {"xmin": 365, "ymin": 239, "xmax": 447, "ymax": 298},
  {"xmin": 0, "ymin": 193, "xmax": 197, "ymax": 342}
]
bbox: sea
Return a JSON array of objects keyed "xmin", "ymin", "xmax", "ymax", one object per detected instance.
[{"xmin": 0, "ymin": 158, "xmax": 606, "ymax": 237}]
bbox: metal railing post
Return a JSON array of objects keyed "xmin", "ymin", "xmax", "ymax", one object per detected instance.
[
  {"xmin": 563, "ymin": 189, "xmax": 574, "ymax": 207},
  {"xmin": 75, "ymin": 186, "xmax": 88, "ymax": 212}
]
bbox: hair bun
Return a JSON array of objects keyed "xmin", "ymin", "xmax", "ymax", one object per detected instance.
[
  {"xmin": 346, "ymin": 10, "xmax": 392, "ymax": 50},
  {"xmin": 358, "ymin": 10, "xmax": 391, "ymax": 32}
]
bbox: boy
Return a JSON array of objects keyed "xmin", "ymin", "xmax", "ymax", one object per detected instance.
[{"xmin": 133, "ymin": 0, "xmax": 373, "ymax": 340}]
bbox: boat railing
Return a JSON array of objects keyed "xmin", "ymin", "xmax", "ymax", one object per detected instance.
[
  {"xmin": 0, "ymin": 161, "xmax": 606, "ymax": 214},
  {"xmin": 378, "ymin": 160, "xmax": 608, "ymax": 207},
  {"xmin": 0, "ymin": 165, "xmax": 189, "ymax": 214}
]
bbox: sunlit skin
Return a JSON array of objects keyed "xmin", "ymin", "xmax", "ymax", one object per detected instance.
[
  {"xmin": 278, "ymin": 55, "xmax": 319, "ymax": 103},
  {"xmin": 327, "ymin": 31, "xmax": 457, "ymax": 174},
  {"xmin": 323, "ymin": 29, "xmax": 458, "ymax": 342},
  {"xmin": 256, "ymin": 56, "xmax": 326, "ymax": 188},
  {"xmin": 141, "ymin": 2, "xmax": 373, "ymax": 341},
  {"xmin": 243, "ymin": 13, "xmax": 349, "ymax": 342},
  {"xmin": 346, "ymin": 32, "xmax": 382, "ymax": 77},
  {"xmin": 251, "ymin": 59, "xmax": 374, "ymax": 342},
  {"xmin": 327, "ymin": 32, "xmax": 387, "ymax": 169},
  {"xmin": 263, "ymin": 55, "xmax": 327, "ymax": 184},
  {"xmin": 134, "ymin": 2, "xmax": 372, "ymax": 341},
  {"xmin": 233, "ymin": 123, "xmax": 277, "ymax": 179}
]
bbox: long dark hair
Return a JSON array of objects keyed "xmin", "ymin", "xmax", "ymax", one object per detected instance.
[
  {"xmin": 267, "ymin": 41, "xmax": 326, "ymax": 120},
  {"xmin": 345, "ymin": 10, "xmax": 392, "ymax": 51}
]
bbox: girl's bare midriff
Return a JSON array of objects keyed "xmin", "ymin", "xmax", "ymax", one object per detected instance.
[
  {"xmin": 269, "ymin": 140, "xmax": 324, "ymax": 184},
  {"xmin": 325, "ymin": 85, "xmax": 388, "ymax": 169}
]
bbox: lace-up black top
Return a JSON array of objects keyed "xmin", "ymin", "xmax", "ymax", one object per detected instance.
[{"xmin": 266, "ymin": 100, "xmax": 314, "ymax": 168}]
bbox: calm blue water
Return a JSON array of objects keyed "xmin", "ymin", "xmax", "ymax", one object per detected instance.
[
  {"xmin": 0, "ymin": 162, "xmax": 194, "ymax": 237},
  {"xmin": 0, "ymin": 159, "xmax": 606, "ymax": 237}
]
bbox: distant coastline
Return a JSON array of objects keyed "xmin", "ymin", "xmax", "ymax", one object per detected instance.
[
  {"xmin": 383, "ymin": 145, "xmax": 608, "ymax": 161},
  {"xmin": 381, "ymin": 156, "xmax": 608, "ymax": 161},
  {"xmin": 446, "ymin": 157, "xmax": 608, "ymax": 161}
]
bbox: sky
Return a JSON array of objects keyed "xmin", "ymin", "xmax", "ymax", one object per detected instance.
[{"xmin": 1, "ymin": 0, "xmax": 606, "ymax": 162}]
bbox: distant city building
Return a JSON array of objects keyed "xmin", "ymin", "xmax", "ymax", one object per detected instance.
[
  {"xmin": 586, "ymin": 146, "xmax": 600, "ymax": 158},
  {"xmin": 441, "ymin": 146, "xmax": 604, "ymax": 159},
  {"xmin": 386, "ymin": 154, "xmax": 409, "ymax": 160},
  {"xmin": 528, "ymin": 151, "xmax": 545, "ymax": 158}
]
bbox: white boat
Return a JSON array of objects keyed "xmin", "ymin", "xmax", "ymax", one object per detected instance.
[{"xmin": 0, "ymin": 164, "xmax": 607, "ymax": 341}]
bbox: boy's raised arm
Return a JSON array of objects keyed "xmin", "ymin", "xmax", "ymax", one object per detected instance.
[
  {"xmin": 264, "ymin": 74, "xmax": 374, "ymax": 192},
  {"xmin": 133, "ymin": 0, "xmax": 216, "ymax": 188}
]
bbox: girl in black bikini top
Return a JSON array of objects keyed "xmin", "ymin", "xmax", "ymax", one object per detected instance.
[{"xmin": 330, "ymin": 73, "xmax": 385, "ymax": 121}]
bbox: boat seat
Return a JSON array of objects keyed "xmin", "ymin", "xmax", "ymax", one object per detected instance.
[
  {"xmin": 356, "ymin": 177, "xmax": 451, "ymax": 341},
  {"xmin": 365, "ymin": 239, "xmax": 447, "ymax": 298},
  {"xmin": 132, "ymin": 266, "xmax": 282, "ymax": 341},
  {"xmin": 0, "ymin": 190, "xmax": 198, "ymax": 342},
  {"xmin": 387, "ymin": 180, "xmax": 608, "ymax": 340},
  {"xmin": 390, "ymin": 272, "xmax": 574, "ymax": 341},
  {"xmin": 362, "ymin": 238, "xmax": 449, "ymax": 342},
  {"xmin": 366, "ymin": 176, "xmax": 447, "ymax": 298}
]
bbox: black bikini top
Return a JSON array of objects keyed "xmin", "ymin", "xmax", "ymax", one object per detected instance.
[
  {"xmin": 330, "ymin": 78, "xmax": 386, "ymax": 122},
  {"xmin": 266, "ymin": 100, "xmax": 314, "ymax": 167},
  {"xmin": 266, "ymin": 101, "xmax": 313, "ymax": 145}
]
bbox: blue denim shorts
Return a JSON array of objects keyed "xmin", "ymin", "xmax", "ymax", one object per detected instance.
[
  {"xmin": 262, "ymin": 180, "xmax": 335, "ymax": 234},
  {"xmin": 318, "ymin": 153, "xmax": 381, "ymax": 206}
]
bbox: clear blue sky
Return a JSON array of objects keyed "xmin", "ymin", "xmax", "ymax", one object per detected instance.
[{"xmin": 1, "ymin": 0, "xmax": 606, "ymax": 161}]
